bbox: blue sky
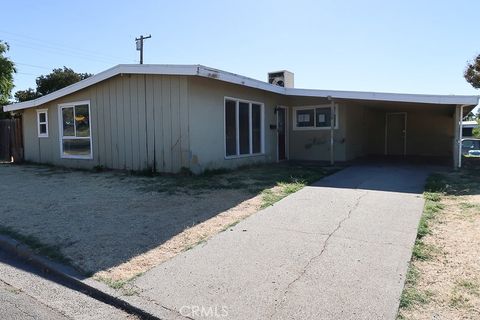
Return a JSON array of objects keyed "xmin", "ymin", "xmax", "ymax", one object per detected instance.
[{"xmin": 2, "ymin": 0, "xmax": 480, "ymax": 99}]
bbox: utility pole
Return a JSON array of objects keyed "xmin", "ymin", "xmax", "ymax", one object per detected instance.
[{"xmin": 135, "ymin": 34, "xmax": 151, "ymax": 64}]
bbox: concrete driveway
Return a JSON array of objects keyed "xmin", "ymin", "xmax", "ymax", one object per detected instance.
[{"xmin": 131, "ymin": 164, "xmax": 435, "ymax": 320}]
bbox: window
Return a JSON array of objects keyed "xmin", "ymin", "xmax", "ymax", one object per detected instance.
[
  {"xmin": 293, "ymin": 105, "xmax": 338, "ymax": 130},
  {"xmin": 225, "ymin": 98, "xmax": 264, "ymax": 158},
  {"xmin": 315, "ymin": 107, "xmax": 335, "ymax": 128},
  {"xmin": 37, "ymin": 109, "xmax": 48, "ymax": 137},
  {"xmin": 58, "ymin": 101, "xmax": 92, "ymax": 159}
]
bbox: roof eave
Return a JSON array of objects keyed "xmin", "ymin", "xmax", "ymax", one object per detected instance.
[{"xmin": 2, "ymin": 64, "xmax": 479, "ymax": 111}]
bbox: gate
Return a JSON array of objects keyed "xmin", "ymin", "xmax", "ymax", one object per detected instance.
[{"xmin": 0, "ymin": 118, "xmax": 23, "ymax": 162}]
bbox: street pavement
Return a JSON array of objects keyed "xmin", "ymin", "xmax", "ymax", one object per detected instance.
[{"xmin": 0, "ymin": 249, "xmax": 135, "ymax": 320}]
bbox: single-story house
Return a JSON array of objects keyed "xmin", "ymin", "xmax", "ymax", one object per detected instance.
[{"xmin": 3, "ymin": 64, "xmax": 479, "ymax": 172}]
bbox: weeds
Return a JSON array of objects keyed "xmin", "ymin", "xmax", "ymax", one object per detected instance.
[
  {"xmin": 398, "ymin": 173, "xmax": 446, "ymax": 316},
  {"xmin": 0, "ymin": 225, "xmax": 71, "ymax": 265}
]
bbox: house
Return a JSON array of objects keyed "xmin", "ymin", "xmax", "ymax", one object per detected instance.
[
  {"xmin": 462, "ymin": 120, "xmax": 479, "ymax": 137},
  {"xmin": 2, "ymin": 64, "xmax": 479, "ymax": 172}
]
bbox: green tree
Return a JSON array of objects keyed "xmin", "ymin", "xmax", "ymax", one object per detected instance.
[
  {"xmin": 14, "ymin": 88, "xmax": 39, "ymax": 102},
  {"xmin": 473, "ymin": 116, "xmax": 480, "ymax": 138},
  {"xmin": 14, "ymin": 67, "xmax": 92, "ymax": 102},
  {"xmin": 36, "ymin": 67, "xmax": 91, "ymax": 96},
  {"xmin": 465, "ymin": 54, "xmax": 480, "ymax": 89},
  {"xmin": 0, "ymin": 40, "xmax": 16, "ymax": 119}
]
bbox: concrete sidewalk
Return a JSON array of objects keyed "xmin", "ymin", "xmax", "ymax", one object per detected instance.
[{"xmin": 130, "ymin": 164, "xmax": 434, "ymax": 319}]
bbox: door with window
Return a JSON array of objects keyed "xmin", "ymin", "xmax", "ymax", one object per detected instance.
[
  {"xmin": 277, "ymin": 107, "xmax": 287, "ymax": 161},
  {"xmin": 386, "ymin": 113, "xmax": 406, "ymax": 156}
]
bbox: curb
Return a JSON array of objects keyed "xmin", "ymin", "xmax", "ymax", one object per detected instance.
[{"xmin": 0, "ymin": 234, "xmax": 161, "ymax": 320}]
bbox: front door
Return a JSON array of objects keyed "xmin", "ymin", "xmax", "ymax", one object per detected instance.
[
  {"xmin": 386, "ymin": 113, "xmax": 406, "ymax": 156},
  {"xmin": 277, "ymin": 107, "xmax": 287, "ymax": 161}
]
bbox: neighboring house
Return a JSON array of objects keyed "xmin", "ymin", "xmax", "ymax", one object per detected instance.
[
  {"xmin": 462, "ymin": 120, "xmax": 479, "ymax": 137},
  {"xmin": 2, "ymin": 64, "xmax": 479, "ymax": 172}
]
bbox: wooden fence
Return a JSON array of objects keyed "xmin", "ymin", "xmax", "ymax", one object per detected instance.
[{"xmin": 0, "ymin": 118, "xmax": 23, "ymax": 162}]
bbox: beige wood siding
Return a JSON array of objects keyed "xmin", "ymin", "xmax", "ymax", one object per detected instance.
[{"xmin": 22, "ymin": 74, "xmax": 189, "ymax": 172}]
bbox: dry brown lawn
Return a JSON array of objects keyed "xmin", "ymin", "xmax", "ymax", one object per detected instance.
[
  {"xmin": 398, "ymin": 170, "xmax": 480, "ymax": 320},
  {"xmin": 0, "ymin": 163, "xmax": 334, "ymax": 288}
]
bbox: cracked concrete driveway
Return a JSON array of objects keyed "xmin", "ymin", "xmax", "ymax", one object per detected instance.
[{"xmin": 131, "ymin": 164, "xmax": 435, "ymax": 320}]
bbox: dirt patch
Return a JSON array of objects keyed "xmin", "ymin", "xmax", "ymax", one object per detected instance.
[
  {"xmin": 399, "ymin": 172, "xmax": 480, "ymax": 319},
  {"xmin": 0, "ymin": 163, "xmax": 333, "ymax": 285},
  {"xmin": 94, "ymin": 193, "xmax": 263, "ymax": 281}
]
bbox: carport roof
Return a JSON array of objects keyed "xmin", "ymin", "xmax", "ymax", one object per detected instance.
[{"xmin": 3, "ymin": 64, "xmax": 479, "ymax": 112}]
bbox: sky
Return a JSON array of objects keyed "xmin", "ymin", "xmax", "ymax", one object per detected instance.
[{"xmin": 2, "ymin": 0, "xmax": 480, "ymax": 103}]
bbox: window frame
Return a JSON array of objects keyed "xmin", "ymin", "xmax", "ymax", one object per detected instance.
[
  {"xmin": 36, "ymin": 109, "xmax": 49, "ymax": 138},
  {"xmin": 292, "ymin": 105, "xmax": 339, "ymax": 130},
  {"xmin": 57, "ymin": 100, "xmax": 93, "ymax": 160},
  {"xmin": 224, "ymin": 97, "xmax": 265, "ymax": 159}
]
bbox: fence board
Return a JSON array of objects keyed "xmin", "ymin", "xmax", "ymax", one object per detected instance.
[{"xmin": 0, "ymin": 118, "xmax": 24, "ymax": 162}]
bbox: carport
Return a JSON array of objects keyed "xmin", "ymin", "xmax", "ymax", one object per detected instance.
[{"xmin": 283, "ymin": 91, "xmax": 478, "ymax": 168}]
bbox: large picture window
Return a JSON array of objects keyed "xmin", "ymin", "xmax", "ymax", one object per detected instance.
[
  {"xmin": 58, "ymin": 101, "xmax": 92, "ymax": 159},
  {"xmin": 293, "ymin": 105, "xmax": 338, "ymax": 130},
  {"xmin": 225, "ymin": 98, "xmax": 264, "ymax": 158}
]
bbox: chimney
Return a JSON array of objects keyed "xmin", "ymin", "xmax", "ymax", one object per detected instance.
[{"xmin": 268, "ymin": 70, "xmax": 294, "ymax": 88}]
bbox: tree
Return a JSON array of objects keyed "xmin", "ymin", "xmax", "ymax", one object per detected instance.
[
  {"xmin": 14, "ymin": 88, "xmax": 39, "ymax": 102},
  {"xmin": 465, "ymin": 54, "xmax": 480, "ymax": 89},
  {"xmin": 35, "ymin": 67, "xmax": 91, "ymax": 96},
  {"xmin": 0, "ymin": 40, "xmax": 16, "ymax": 119},
  {"xmin": 14, "ymin": 67, "xmax": 92, "ymax": 102},
  {"xmin": 473, "ymin": 110, "xmax": 480, "ymax": 138}
]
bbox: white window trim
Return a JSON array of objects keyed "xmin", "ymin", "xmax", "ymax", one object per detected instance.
[
  {"xmin": 57, "ymin": 100, "xmax": 93, "ymax": 160},
  {"xmin": 292, "ymin": 105, "xmax": 339, "ymax": 130},
  {"xmin": 224, "ymin": 97, "xmax": 265, "ymax": 159},
  {"xmin": 36, "ymin": 109, "xmax": 49, "ymax": 138}
]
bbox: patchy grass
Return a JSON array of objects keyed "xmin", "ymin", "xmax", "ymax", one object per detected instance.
[
  {"xmin": 399, "ymin": 265, "xmax": 426, "ymax": 309},
  {"xmin": 182, "ymin": 237, "xmax": 208, "ymax": 252},
  {"xmin": 96, "ymin": 276, "xmax": 129, "ymax": 290},
  {"xmin": 1, "ymin": 162, "xmax": 339, "ymax": 287},
  {"xmin": 397, "ymin": 169, "xmax": 480, "ymax": 319},
  {"xmin": 136, "ymin": 162, "xmax": 337, "ymax": 196},
  {"xmin": 412, "ymin": 241, "xmax": 437, "ymax": 261},
  {"xmin": 455, "ymin": 279, "xmax": 480, "ymax": 297},
  {"xmin": 0, "ymin": 225, "xmax": 71, "ymax": 266},
  {"xmin": 220, "ymin": 219, "xmax": 242, "ymax": 232},
  {"xmin": 260, "ymin": 180, "xmax": 306, "ymax": 208}
]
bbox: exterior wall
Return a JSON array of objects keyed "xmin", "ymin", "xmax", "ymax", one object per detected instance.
[
  {"xmin": 286, "ymin": 101, "xmax": 456, "ymax": 162},
  {"xmin": 287, "ymin": 100, "xmax": 347, "ymax": 162},
  {"xmin": 363, "ymin": 104, "xmax": 455, "ymax": 157},
  {"xmin": 344, "ymin": 105, "xmax": 367, "ymax": 160},
  {"xmin": 20, "ymin": 73, "xmax": 459, "ymax": 173},
  {"xmin": 187, "ymin": 77, "xmax": 283, "ymax": 172},
  {"xmin": 22, "ymin": 74, "xmax": 190, "ymax": 172}
]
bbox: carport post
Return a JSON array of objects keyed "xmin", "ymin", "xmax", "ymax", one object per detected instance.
[
  {"xmin": 457, "ymin": 104, "xmax": 467, "ymax": 169},
  {"xmin": 327, "ymin": 96, "xmax": 335, "ymax": 165}
]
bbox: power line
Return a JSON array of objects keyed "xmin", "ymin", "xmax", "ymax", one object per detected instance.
[
  {"xmin": 0, "ymin": 29, "xmax": 136, "ymax": 63},
  {"xmin": 9, "ymin": 41, "xmax": 118, "ymax": 65},
  {"xmin": 15, "ymin": 71, "xmax": 38, "ymax": 76},
  {"xmin": 15, "ymin": 62, "xmax": 53, "ymax": 70}
]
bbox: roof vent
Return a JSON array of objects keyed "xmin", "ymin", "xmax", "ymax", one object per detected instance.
[{"xmin": 268, "ymin": 70, "xmax": 294, "ymax": 88}]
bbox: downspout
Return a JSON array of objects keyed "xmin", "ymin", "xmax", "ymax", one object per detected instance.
[{"xmin": 327, "ymin": 96, "xmax": 335, "ymax": 165}]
